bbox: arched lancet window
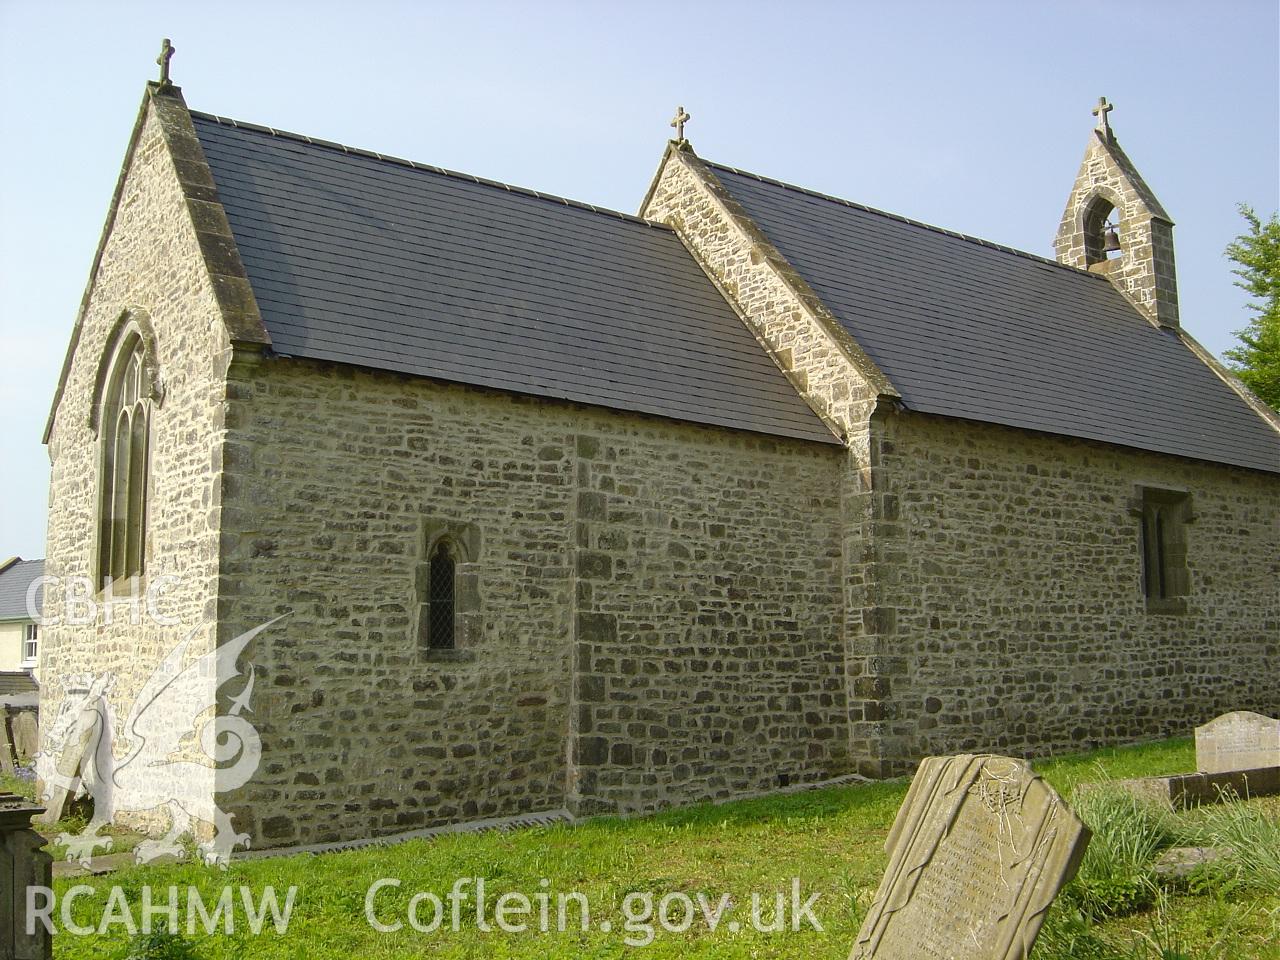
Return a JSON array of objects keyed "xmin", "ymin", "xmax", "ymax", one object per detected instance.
[
  {"xmin": 415, "ymin": 521, "xmax": 480, "ymax": 658},
  {"xmin": 98, "ymin": 331, "xmax": 152, "ymax": 588},
  {"xmin": 1083, "ymin": 195, "xmax": 1121, "ymax": 266},
  {"xmin": 427, "ymin": 539, "xmax": 457, "ymax": 649}
]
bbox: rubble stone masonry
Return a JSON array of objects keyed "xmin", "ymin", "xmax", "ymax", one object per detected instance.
[
  {"xmin": 216, "ymin": 359, "xmax": 849, "ymax": 843},
  {"xmin": 41, "ymin": 93, "xmax": 241, "ymax": 833},
  {"xmin": 209, "ymin": 362, "xmax": 1280, "ymax": 841},
  {"xmin": 863, "ymin": 410, "xmax": 1279, "ymax": 773}
]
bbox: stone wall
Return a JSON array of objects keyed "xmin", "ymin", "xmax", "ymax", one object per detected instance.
[
  {"xmin": 569, "ymin": 425, "xmax": 849, "ymax": 815},
  {"xmin": 641, "ymin": 146, "xmax": 891, "ymax": 777},
  {"xmin": 217, "ymin": 358, "xmax": 848, "ymax": 844},
  {"xmin": 859, "ymin": 410, "xmax": 1280, "ymax": 773},
  {"xmin": 40, "ymin": 93, "xmax": 240, "ymax": 831}
]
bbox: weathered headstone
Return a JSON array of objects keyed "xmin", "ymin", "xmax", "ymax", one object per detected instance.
[
  {"xmin": 1154, "ymin": 846, "xmax": 1226, "ymax": 880},
  {"xmin": 850, "ymin": 754, "xmax": 1090, "ymax": 960},
  {"xmin": 11, "ymin": 710, "xmax": 38, "ymax": 763},
  {"xmin": 2, "ymin": 706, "xmax": 39, "ymax": 767},
  {"xmin": 1195, "ymin": 711, "xmax": 1280, "ymax": 775}
]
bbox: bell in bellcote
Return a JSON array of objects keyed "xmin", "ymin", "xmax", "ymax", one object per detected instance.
[{"xmin": 1104, "ymin": 223, "xmax": 1122, "ymax": 254}]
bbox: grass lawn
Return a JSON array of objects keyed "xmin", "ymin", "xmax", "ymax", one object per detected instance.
[
  {"xmin": 1, "ymin": 770, "xmax": 147, "ymax": 861},
  {"xmin": 35, "ymin": 737, "xmax": 1280, "ymax": 959}
]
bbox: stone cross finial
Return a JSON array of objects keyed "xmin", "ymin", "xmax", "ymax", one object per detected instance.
[
  {"xmin": 156, "ymin": 38, "xmax": 176, "ymax": 87},
  {"xmin": 1092, "ymin": 96, "xmax": 1114, "ymax": 139},
  {"xmin": 670, "ymin": 106, "xmax": 691, "ymax": 143}
]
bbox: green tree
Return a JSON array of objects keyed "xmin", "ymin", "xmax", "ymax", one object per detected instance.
[{"xmin": 1223, "ymin": 205, "xmax": 1280, "ymax": 410}]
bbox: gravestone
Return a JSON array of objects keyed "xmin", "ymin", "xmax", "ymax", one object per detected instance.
[
  {"xmin": 11, "ymin": 710, "xmax": 39, "ymax": 762},
  {"xmin": 1195, "ymin": 711, "xmax": 1280, "ymax": 775},
  {"xmin": 850, "ymin": 754, "xmax": 1090, "ymax": 960},
  {"xmin": 1091, "ymin": 767, "xmax": 1280, "ymax": 809},
  {"xmin": 1154, "ymin": 846, "xmax": 1225, "ymax": 880},
  {"xmin": 2, "ymin": 706, "xmax": 39, "ymax": 766}
]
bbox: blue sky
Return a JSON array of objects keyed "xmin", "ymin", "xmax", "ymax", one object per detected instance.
[{"xmin": 1, "ymin": 0, "xmax": 1276, "ymax": 558}]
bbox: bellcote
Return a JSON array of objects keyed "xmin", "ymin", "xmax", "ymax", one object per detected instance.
[{"xmin": 1054, "ymin": 98, "xmax": 1179, "ymax": 328}]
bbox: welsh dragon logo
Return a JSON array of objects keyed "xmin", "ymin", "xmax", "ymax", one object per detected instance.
[{"xmin": 34, "ymin": 616, "xmax": 284, "ymax": 867}]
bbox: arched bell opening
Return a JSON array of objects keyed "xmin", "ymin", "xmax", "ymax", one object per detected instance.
[{"xmin": 1083, "ymin": 196, "xmax": 1123, "ymax": 266}]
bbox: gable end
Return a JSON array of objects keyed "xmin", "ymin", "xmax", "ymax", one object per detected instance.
[
  {"xmin": 641, "ymin": 143, "xmax": 899, "ymax": 444},
  {"xmin": 43, "ymin": 83, "xmax": 268, "ymax": 445}
]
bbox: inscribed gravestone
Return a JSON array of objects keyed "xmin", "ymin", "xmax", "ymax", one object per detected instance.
[
  {"xmin": 850, "ymin": 754, "xmax": 1090, "ymax": 960},
  {"xmin": 10, "ymin": 709, "xmax": 38, "ymax": 762},
  {"xmin": 1195, "ymin": 711, "xmax": 1280, "ymax": 775}
]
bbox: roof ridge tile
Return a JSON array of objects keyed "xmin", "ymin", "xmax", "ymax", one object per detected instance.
[{"xmin": 704, "ymin": 159, "xmax": 1104, "ymax": 280}]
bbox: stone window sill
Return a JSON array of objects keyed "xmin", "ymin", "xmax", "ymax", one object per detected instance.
[
  {"xmin": 421, "ymin": 648, "xmax": 476, "ymax": 664},
  {"xmin": 1145, "ymin": 597, "xmax": 1188, "ymax": 616},
  {"xmin": 93, "ymin": 575, "xmax": 150, "ymax": 602}
]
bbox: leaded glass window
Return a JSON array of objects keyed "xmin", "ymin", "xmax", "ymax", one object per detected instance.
[{"xmin": 98, "ymin": 333, "xmax": 151, "ymax": 588}]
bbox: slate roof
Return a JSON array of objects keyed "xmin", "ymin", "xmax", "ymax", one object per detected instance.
[
  {"xmin": 188, "ymin": 114, "xmax": 838, "ymax": 445},
  {"xmin": 708, "ymin": 162, "xmax": 1280, "ymax": 474},
  {"xmin": 0, "ymin": 559, "xmax": 43, "ymax": 621},
  {"xmin": 0, "ymin": 672, "xmax": 38, "ymax": 696}
]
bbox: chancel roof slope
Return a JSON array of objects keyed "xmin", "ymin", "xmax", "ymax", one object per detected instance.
[
  {"xmin": 189, "ymin": 114, "xmax": 837, "ymax": 445},
  {"xmin": 708, "ymin": 162, "xmax": 1280, "ymax": 474}
]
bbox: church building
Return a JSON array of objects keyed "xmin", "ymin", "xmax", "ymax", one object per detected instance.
[{"xmin": 38, "ymin": 65, "xmax": 1279, "ymax": 849}]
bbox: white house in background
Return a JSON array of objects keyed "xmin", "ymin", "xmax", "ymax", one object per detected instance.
[{"xmin": 0, "ymin": 558, "xmax": 43, "ymax": 676}]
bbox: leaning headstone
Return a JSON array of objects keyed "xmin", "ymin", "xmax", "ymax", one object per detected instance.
[
  {"xmin": 1195, "ymin": 711, "xmax": 1280, "ymax": 774},
  {"xmin": 850, "ymin": 754, "xmax": 1091, "ymax": 960}
]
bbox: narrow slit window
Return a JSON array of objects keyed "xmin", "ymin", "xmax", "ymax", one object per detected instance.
[
  {"xmin": 1139, "ymin": 488, "xmax": 1191, "ymax": 611},
  {"xmin": 428, "ymin": 541, "xmax": 456, "ymax": 650}
]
